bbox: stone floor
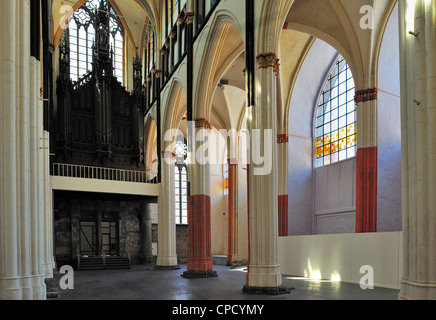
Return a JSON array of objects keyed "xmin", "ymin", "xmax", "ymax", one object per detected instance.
[{"xmin": 53, "ymin": 264, "xmax": 400, "ymax": 301}]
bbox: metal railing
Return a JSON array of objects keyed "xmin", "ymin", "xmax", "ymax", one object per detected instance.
[{"xmin": 52, "ymin": 163, "xmax": 158, "ymax": 184}]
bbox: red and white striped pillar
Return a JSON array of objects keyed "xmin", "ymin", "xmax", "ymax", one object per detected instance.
[
  {"xmin": 355, "ymin": 88, "xmax": 378, "ymax": 233},
  {"xmin": 227, "ymin": 158, "xmax": 239, "ymax": 265},
  {"xmin": 182, "ymin": 118, "xmax": 217, "ymax": 278},
  {"xmin": 277, "ymin": 134, "xmax": 289, "ymax": 237}
]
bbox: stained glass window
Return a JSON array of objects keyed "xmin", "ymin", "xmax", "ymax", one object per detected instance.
[
  {"xmin": 315, "ymin": 55, "xmax": 356, "ymax": 168},
  {"xmin": 69, "ymin": 0, "xmax": 124, "ymax": 83},
  {"xmin": 175, "ymin": 139, "xmax": 188, "ymax": 225},
  {"xmin": 224, "ymin": 160, "xmax": 229, "ymax": 196}
]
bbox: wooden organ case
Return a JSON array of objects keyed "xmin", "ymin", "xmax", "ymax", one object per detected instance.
[{"xmin": 54, "ymin": 6, "xmax": 144, "ymax": 171}]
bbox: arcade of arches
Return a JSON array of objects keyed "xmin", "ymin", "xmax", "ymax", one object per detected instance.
[{"xmin": 0, "ymin": 0, "xmax": 435, "ymax": 300}]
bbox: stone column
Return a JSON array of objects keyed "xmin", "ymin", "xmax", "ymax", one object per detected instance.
[
  {"xmin": 277, "ymin": 134, "xmax": 289, "ymax": 237},
  {"xmin": 169, "ymin": 31, "xmax": 175, "ymax": 72},
  {"xmin": 398, "ymin": 0, "xmax": 436, "ymax": 300},
  {"xmin": 355, "ymin": 88, "xmax": 378, "ymax": 233},
  {"xmin": 42, "ymin": 129, "xmax": 54, "ymax": 278},
  {"xmin": 140, "ymin": 202, "xmax": 154, "ymax": 264},
  {"xmin": 182, "ymin": 119, "xmax": 217, "ymax": 278},
  {"xmin": 155, "ymin": 150, "xmax": 179, "ymax": 269},
  {"xmin": 227, "ymin": 158, "xmax": 239, "ymax": 265},
  {"xmin": 177, "ymin": 19, "xmax": 183, "ymax": 60},
  {"xmin": 97, "ymin": 206, "xmax": 103, "ymax": 256},
  {"xmin": 0, "ymin": 0, "xmax": 47, "ymax": 300},
  {"xmin": 243, "ymin": 53, "xmax": 290, "ymax": 294}
]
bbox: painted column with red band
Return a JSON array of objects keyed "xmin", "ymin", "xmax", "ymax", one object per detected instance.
[
  {"xmin": 187, "ymin": 194, "xmax": 213, "ymax": 272},
  {"xmin": 277, "ymin": 134, "xmax": 289, "ymax": 237},
  {"xmin": 227, "ymin": 159, "xmax": 239, "ymax": 265},
  {"xmin": 183, "ymin": 119, "xmax": 217, "ymax": 278},
  {"xmin": 355, "ymin": 88, "xmax": 378, "ymax": 233}
]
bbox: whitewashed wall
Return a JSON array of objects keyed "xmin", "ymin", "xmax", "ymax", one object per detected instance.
[
  {"xmin": 278, "ymin": 232, "xmax": 403, "ymax": 289},
  {"xmin": 377, "ymin": 3, "xmax": 402, "ymax": 232},
  {"xmin": 288, "ymin": 38, "xmax": 354, "ymax": 235}
]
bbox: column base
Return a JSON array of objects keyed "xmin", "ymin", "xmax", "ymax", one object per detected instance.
[
  {"xmin": 242, "ymin": 284, "xmax": 294, "ymax": 295},
  {"xmin": 156, "ymin": 255, "xmax": 179, "ymax": 268},
  {"xmin": 154, "ymin": 265, "xmax": 181, "ymax": 271},
  {"xmin": 181, "ymin": 270, "xmax": 218, "ymax": 279},
  {"xmin": 399, "ymin": 279, "xmax": 436, "ymax": 300},
  {"xmin": 227, "ymin": 260, "xmax": 248, "ymax": 267},
  {"xmin": 0, "ymin": 275, "xmax": 47, "ymax": 300},
  {"xmin": 45, "ymin": 269, "xmax": 61, "ymax": 299},
  {"xmin": 140, "ymin": 255, "xmax": 156, "ymax": 265},
  {"xmin": 42, "ymin": 262, "xmax": 54, "ymax": 279}
]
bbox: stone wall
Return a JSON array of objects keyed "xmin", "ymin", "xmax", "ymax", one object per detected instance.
[
  {"xmin": 176, "ymin": 225, "xmax": 189, "ymax": 264},
  {"xmin": 54, "ymin": 191, "xmax": 156, "ymax": 268}
]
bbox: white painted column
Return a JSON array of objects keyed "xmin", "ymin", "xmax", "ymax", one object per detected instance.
[
  {"xmin": 398, "ymin": 0, "xmax": 436, "ymax": 300},
  {"xmin": 243, "ymin": 53, "xmax": 288, "ymax": 293},
  {"xmin": 42, "ymin": 128, "xmax": 54, "ymax": 278},
  {"xmin": 156, "ymin": 149, "xmax": 179, "ymax": 268},
  {"xmin": 0, "ymin": 0, "xmax": 47, "ymax": 300}
]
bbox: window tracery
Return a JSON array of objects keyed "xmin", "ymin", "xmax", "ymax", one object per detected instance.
[{"xmin": 68, "ymin": 0, "xmax": 124, "ymax": 83}]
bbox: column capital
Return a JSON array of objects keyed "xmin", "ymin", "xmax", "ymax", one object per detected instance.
[
  {"xmin": 161, "ymin": 150, "xmax": 176, "ymax": 159},
  {"xmin": 184, "ymin": 12, "xmax": 195, "ymax": 25},
  {"xmin": 154, "ymin": 69, "xmax": 162, "ymax": 78},
  {"xmin": 48, "ymin": 43, "xmax": 55, "ymax": 54},
  {"xmin": 354, "ymin": 88, "xmax": 378, "ymax": 103},
  {"xmin": 277, "ymin": 134, "xmax": 289, "ymax": 144},
  {"xmin": 194, "ymin": 118, "xmax": 212, "ymax": 130},
  {"xmin": 227, "ymin": 158, "xmax": 239, "ymax": 166},
  {"xmin": 256, "ymin": 52, "xmax": 280, "ymax": 77}
]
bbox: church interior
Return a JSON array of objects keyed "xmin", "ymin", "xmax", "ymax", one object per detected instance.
[{"xmin": 0, "ymin": 0, "xmax": 435, "ymax": 302}]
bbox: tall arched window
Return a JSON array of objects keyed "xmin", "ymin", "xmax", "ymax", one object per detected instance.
[
  {"xmin": 315, "ymin": 55, "xmax": 356, "ymax": 168},
  {"xmin": 175, "ymin": 138, "xmax": 188, "ymax": 225},
  {"xmin": 144, "ymin": 25, "xmax": 155, "ymax": 72},
  {"xmin": 68, "ymin": 0, "xmax": 124, "ymax": 83}
]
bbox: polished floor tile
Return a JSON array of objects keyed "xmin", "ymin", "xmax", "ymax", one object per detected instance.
[{"xmin": 54, "ymin": 264, "xmax": 399, "ymax": 301}]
